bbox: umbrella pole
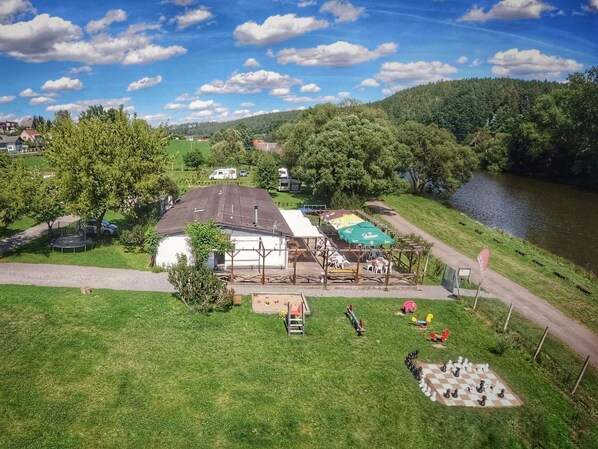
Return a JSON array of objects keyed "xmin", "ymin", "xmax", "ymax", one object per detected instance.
[{"xmin": 354, "ymin": 248, "xmax": 362, "ymax": 284}]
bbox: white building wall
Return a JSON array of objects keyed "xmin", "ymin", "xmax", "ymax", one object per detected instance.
[
  {"xmin": 155, "ymin": 234, "xmax": 195, "ymax": 267},
  {"xmin": 226, "ymin": 230, "xmax": 287, "ymax": 269}
]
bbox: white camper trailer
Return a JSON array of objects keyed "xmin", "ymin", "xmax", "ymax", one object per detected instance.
[{"xmin": 209, "ymin": 168, "xmax": 237, "ymax": 180}]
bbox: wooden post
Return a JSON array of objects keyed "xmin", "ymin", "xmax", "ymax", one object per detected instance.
[
  {"xmin": 384, "ymin": 249, "xmax": 392, "ymax": 287},
  {"xmin": 323, "ymin": 249, "xmax": 329, "ymax": 288},
  {"xmin": 415, "ymin": 250, "xmax": 422, "ymax": 286},
  {"xmin": 292, "ymin": 250, "xmax": 298, "ymax": 285},
  {"xmin": 354, "ymin": 248, "xmax": 362, "ymax": 284},
  {"xmin": 473, "ymin": 277, "xmax": 484, "ymax": 310},
  {"xmin": 421, "ymin": 254, "xmax": 430, "ymax": 285},
  {"xmin": 259, "ymin": 239, "xmax": 266, "ymax": 285},
  {"xmin": 572, "ymin": 355, "xmax": 590, "ymax": 395},
  {"xmin": 503, "ymin": 303, "xmax": 514, "ymax": 332},
  {"xmin": 533, "ymin": 327, "xmax": 549, "ymax": 362}
]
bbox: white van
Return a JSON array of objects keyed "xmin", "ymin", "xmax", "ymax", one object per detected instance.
[
  {"xmin": 209, "ymin": 168, "xmax": 237, "ymax": 180},
  {"xmin": 278, "ymin": 167, "xmax": 289, "ymax": 178}
]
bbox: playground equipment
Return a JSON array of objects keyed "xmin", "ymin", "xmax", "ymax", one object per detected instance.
[
  {"xmin": 429, "ymin": 329, "xmax": 450, "ymax": 343},
  {"xmin": 402, "ymin": 300, "xmax": 417, "ymax": 314},
  {"xmin": 345, "ymin": 304, "xmax": 366, "ymax": 336},
  {"xmin": 286, "ymin": 302, "xmax": 305, "ymax": 336},
  {"xmin": 411, "ymin": 313, "xmax": 434, "ymax": 328}
]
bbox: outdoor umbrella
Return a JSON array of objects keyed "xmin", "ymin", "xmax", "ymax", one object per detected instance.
[
  {"xmin": 328, "ymin": 213, "xmax": 364, "ymax": 230},
  {"xmin": 337, "ymin": 221, "xmax": 395, "ymax": 246}
]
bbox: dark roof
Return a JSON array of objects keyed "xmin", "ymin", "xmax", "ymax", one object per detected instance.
[
  {"xmin": 156, "ymin": 184, "xmax": 292, "ymax": 237},
  {"xmin": 0, "ymin": 135, "xmax": 22, "ymax": 144}
]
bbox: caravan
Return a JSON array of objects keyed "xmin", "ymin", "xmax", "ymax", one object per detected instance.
[{"xmin": 209, "ymin": 168, "xmax": 237, "ymax": 180}]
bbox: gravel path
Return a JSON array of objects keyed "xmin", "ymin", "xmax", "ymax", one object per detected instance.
[
  {"xmin": 368, "ymin": 200, "xmax": 598, "ymax": 367},
  {"xmin": 0, "ymin": 262, "xmax": 490, "ymax": 300},
  {"xmin": 0, "ymin": 215, "xmax": 79, "ymax": 255}
]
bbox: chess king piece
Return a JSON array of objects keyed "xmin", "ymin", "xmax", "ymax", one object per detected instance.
[{"xmin": 453, "ymin": 367, "xmax": 461, "ymax": 378}]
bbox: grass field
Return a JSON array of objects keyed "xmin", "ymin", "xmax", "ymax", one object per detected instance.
[
  {"xmin": 1, "ymin": 285, "xmax": 596, "ymax": 449},
  {"xmin": 382, "ymin": 194, "xmax": 598, "ymax": 335},
  {"xmin": 13, "ymin": 153, "xmax": 48, "ymax": 170},
  {"xmin": 0, "ymin": 212, "xmax": 149, "ymax": 270},
  {"xmin": 166, "ymin": 139, "xmax": 212, "ymax": 171}
]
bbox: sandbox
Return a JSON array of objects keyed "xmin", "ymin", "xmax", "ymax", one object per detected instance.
[{"xmin": 251, "ymin": 293, "xmax": 310, "ymax": 315}]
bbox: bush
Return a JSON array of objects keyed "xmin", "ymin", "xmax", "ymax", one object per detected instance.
[
  {"xmin": 330, "ymin": 191, "xmax": 365, "ymax": 210},
  {"xmin": 489, "ymin": 333, "xmax": 515, "ymax": 356},
  {"xmin": 167, "ymin": 254, "xmax": 233, "ymax": 313},
  {"xmin": 183, "ymin": 149, "xmax": 204, "ymax": 169},
  {"xmin": 119, "ymin": 224, "xmax": 147, "ymax": 251}
]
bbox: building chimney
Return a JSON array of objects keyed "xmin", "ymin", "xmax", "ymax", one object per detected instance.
[{"xmin": 253, "ymin": 205, "xmax": 258, "ymax": 226}]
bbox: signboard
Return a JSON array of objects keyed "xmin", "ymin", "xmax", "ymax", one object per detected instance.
[
  {"xmin": 442, "ymin": 265, "xmax": 460, "ymax": 296},
  {"xmin": 458, "ymin": 267, "xmax": 471, "ymax": 280},
  {"xmin": 477, "ymin": 248, "xmax": 491, "ymax": 279}
]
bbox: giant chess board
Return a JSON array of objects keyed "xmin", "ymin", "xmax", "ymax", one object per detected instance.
[{"xmin": 421, "ymin": 363, "xmax": 522, "ymax": 408}]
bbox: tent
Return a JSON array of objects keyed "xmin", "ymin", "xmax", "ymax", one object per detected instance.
[{"xmin": 337, "ymin": 221, "xmax": 394, "ymax": 246}]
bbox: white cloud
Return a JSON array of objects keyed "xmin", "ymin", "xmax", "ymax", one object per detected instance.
[
  {"xmin": 470, "ymin": 58, "xmax": 482, "ymax": 67},
  {"xmin": 244, "ymin": 57, "xmax": 261, "ymax": 67},
  {"xmin": 19, "ymin": 88, "xmax": 38, "ymax": 97},
  {"xmin": 458, "ymin": 0, "xmax": 555, "ymax": 22},
  {"xmin": 298, "ymin": 1, "xmax": 317, "ymax": 6},
  {"xmin": 0, "ymin": 0, "xmax": 35, "ymax": 24},
  {"xmin": 234, "ymin": 14, "xmax": 329, "ymax": 46},
  {"xmin": 69, "ymin": 65, "xmax": 92, "ymax": 74},
  {"xmin": 138, "ymin": 113, "xmax": 170, "ymax": 125},
  {"xmin": 270, "ymin": 88, "xmax": 291, "ymax": 96},
  {"xmin": 375, "ymin": 60, "xmax": 458, "ymax": 89},
  {"xmin": 582, "ymin": 0, "xmax": 598, "ymax": 13},
  {"xmin": 0, "ymin": 113, "xmax": 16, "ymax": 121},
  {"xmin": 300, "ymin": 83, "xmax": 321, "ymax": 93},
  {"xmin": 283, "ymin": 94, "xmax": 337, "ymax": 103},
  {"xmin": 320, "ymin": 0, "xmax": 365, "ymax": 23},
  {"xmin": 42, "ymin": 76, "xmax": 83, "ymax": 92},
  {"xmin": 240, "ymin": 102, "xmax": 254, "ymax": 107},
  {"xmin": 189, "ymin": 99, "xmax": 214, "ymax": 110},
  {"xmin": 338, "ymin": 91, "xmax": 350, "ymax": 98},
  {"xmin": 175, "ymin": 8, "xmax": 213, "ymax": 30},
  {"xmin": 29, "ymin": 96, "xmax": 56, "ymax": 105},
  {"xmin": 0, "ymin": 13, "xmax": 186, "ymax": 65},
  {"xmin": 488, "ymin": 48, "xmax": 583, "ymax": 78},
  {"xmin": 198, "ymin": 70, "xmax": 300, "ymax": 94},
  {"xmin": 127, "ymin": 75, "xmax": 163, "ymax": 92},
  {"xmin": 189, "ymin": 110, "xmax": 213, "ymax": 118},
  {"xmin": 277, "ymin": 40, "xmax": 397, "ymax": 67},
  {"xmin": 456, "ymin": 56, "xmax": 468, "ymax": 64},
  {"xmin": 0, "ymin": 95, "xmax": 15, "ymax": 103},
  {"xmin": 358, "ymin": 78, "xmax": 380, "ymax": 88},
  {"xmin": 165, "ymin": 103, "xmax": 188, "ymax": 110},
  {"xmin": 86, "ymin": 9, "xmax": 127, "ymax": 34},
  {"xmin": 46, "ymin": 97, "xmax": 132, "ymax": 113},
  {"xmin": 175, "ymin": 93, "xmax": 199, "ymax": 101},
  {"xmin": 167, "ymin": 0, "xmax": 195, "ymax": 6},
  {"xmin": 266, "ymin": 49, "xmax": 274, "ymax": 58}
]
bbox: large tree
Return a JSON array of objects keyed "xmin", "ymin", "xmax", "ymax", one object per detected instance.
[
  {"xmin": 252, "ymin": 152, "xmax": 279, "ymax": 190},
  {"xmin": 0, "ymin": 156, "xmax": 29, "ymax": 229},
  {"xmin": 26, "ymin": 173, "xmax": 65, "ymax": 232},
  {"xmin": 397, "ymin": 121, "xmax": 478, "ymax": 195},
  {"xmin": 277, "ymin": 104, "xmax": 405, "ymax": 200},
  {"xmin": 45, "ymin": 106, "xmax": 169, "ymax": 232},
  {"xmin": 211, "ymin": 128, "xmax": 246, "ymax": 165}
]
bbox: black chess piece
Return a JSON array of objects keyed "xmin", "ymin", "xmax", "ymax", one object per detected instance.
[
  {"xmin": 444, "ymin": 389, "xmax": 451, "ymax": 398},
  {"xmin": 478, "ymin": 395, "xmax": 487, "ymax": 406},
  {"xmin": 467, "ymin": 387, "xmax": 471, "ymax": 393},
  {"xmin": 440, "ymin": 362, "xmax": 447, "ymax": 373},
  {"xmin": 476, "ymin": 380, "xmax": 485, "ymax": 393},
  {"xmin": 498, "ymin": 389, "xmax": 505, "ymax": 399},
  {"xmin": 451, "ymin": 388, "xmax": 458, "ymax": 398},
  {"xmin": 414, "ymin": 350, "xmax": 420, "ymax": 358},
  {"xmin": 453, "ymin": 367, "xmax": 461, "ymax": 378}
]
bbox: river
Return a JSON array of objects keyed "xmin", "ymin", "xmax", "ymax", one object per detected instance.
[{"xmin": 448, "ymin": 171, "xmax": 598, "ymax": 274}]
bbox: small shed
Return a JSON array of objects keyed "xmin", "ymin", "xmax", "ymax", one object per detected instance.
[{"xmin": 155, "ymin": 184, "xmax": 293, "ymax": 269}]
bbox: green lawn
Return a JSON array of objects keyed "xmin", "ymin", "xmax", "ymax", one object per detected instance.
[
  {"xmin": 1, "ymin": 285, "xmax": 595, "ymax": 449},
  {"xmin": 14, "ymin": 153, "xmax": 48, "ymax": 170},
  {"xmin": 382, "ymin": 194, "xmax": 598, "ymax": 334},
  {"xmin": 0, "ymin": 212, "xmax": 149, "ymax": 270},
  {"xmin": 166, "ymin": 139, "xmax": 212, "ymax": 171}
]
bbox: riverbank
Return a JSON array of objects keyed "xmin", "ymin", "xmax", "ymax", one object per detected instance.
[{"xmin": 381, "ymin": 194, "xmax": 598, "ymax": 335}]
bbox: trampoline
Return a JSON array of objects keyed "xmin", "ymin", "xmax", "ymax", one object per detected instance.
[{"xmin": 50, "ymin": 235, "xmax": 94, "ymax": 252}]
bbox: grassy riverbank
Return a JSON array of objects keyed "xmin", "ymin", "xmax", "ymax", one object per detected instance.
[
  {"xmin": 1, "ymin": 285, "xmax": 596, "ymax": 448},
  {"xmin": 382, "ymin": 194, "xmax": 598, "ymax": 334}
]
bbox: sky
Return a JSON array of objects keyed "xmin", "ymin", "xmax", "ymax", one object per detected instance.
[{"xmin": 0, "ymin": 0, "xmax": 596, "ymax": 126}]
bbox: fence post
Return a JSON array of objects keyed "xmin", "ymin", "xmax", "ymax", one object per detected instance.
[
  {"xmin": 503, "ymin": 303, "xmax": 514, "ymax": 332},
  {"xmin": 572, "ymin": 355, "xmax": 590, "ymax": 395},
  {"xmin": 532, "ymin": 327, "xmax": 549, "ymax": 362}
]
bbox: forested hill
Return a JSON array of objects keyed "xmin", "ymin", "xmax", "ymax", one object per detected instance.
[
  {"xmin": 168, "ymin": 110, "xmax": 301, "ymax": 138},
  {"xmin": 372, "ymin": 78, "xmax": 559, "ymax": 141}
]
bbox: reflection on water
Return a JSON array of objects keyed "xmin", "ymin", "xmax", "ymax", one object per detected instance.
[{"xmin": 448, "ymin": 171, "xmax": 598, "ymax": 273}]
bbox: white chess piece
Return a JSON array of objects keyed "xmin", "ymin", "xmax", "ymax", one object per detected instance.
[
  {"xmin": 430, "ymin": 392, "xmax": 437, "ymax": 402},
  {"xmin": 458, "ymin": 356, "xmax": 463, "ymax": 364},
  {"xmin": 485, "ymin": 363, "xmax": 489, "ymax": 371},
  {"xmin": 425, "ymin": 388, "xmax": 431, "ymax": 397},
  {"xmin": 464, "ymin": 357, "xmax": 469, "ymax": 366}
]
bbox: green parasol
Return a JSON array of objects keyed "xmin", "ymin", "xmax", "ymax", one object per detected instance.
[{"xmin": 337, "ymin": 221, "xmax": 394, "ymax": 246}]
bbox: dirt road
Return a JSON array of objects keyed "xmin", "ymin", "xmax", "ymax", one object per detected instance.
[{"xmin": 368, "ymin": 201, "xmax": 598, "ymax": 367}]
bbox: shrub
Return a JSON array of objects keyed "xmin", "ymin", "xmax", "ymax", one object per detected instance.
[
  {"xmin": 330, "ymin": 191, "xmax": 365, "ymax": 210},
  {"xmin": 489, "ymin": 333, "xmax": 514, "ymax": 356},
  {"xmin": 183, "ymin": 149, "xmax": 204, "ymax": 169},
  {"xmin": 167, "ymin": 254, "xmax": 233, "ymax": 313},
  {"xmin": 119, "ymin": 224, "xmax": 147, "ymax": 251}
]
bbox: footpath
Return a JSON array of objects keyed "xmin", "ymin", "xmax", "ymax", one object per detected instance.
[
  {"xmin": 0, "ymin": 216, "xmax": 79, "ymax": 255},
  {"xmin": 368, "ymin": 200, "xmax": 598, "ymax": 367}
]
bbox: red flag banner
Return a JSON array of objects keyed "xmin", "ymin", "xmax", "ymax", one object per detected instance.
[{"xmin": 477, "ymin": 248, "xmax": 490, "ymax": 279}]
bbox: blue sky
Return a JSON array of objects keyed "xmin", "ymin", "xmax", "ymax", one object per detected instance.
[{"xmin": 0, "ymin": 0, "xmax": 596, "ymax": 125}]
